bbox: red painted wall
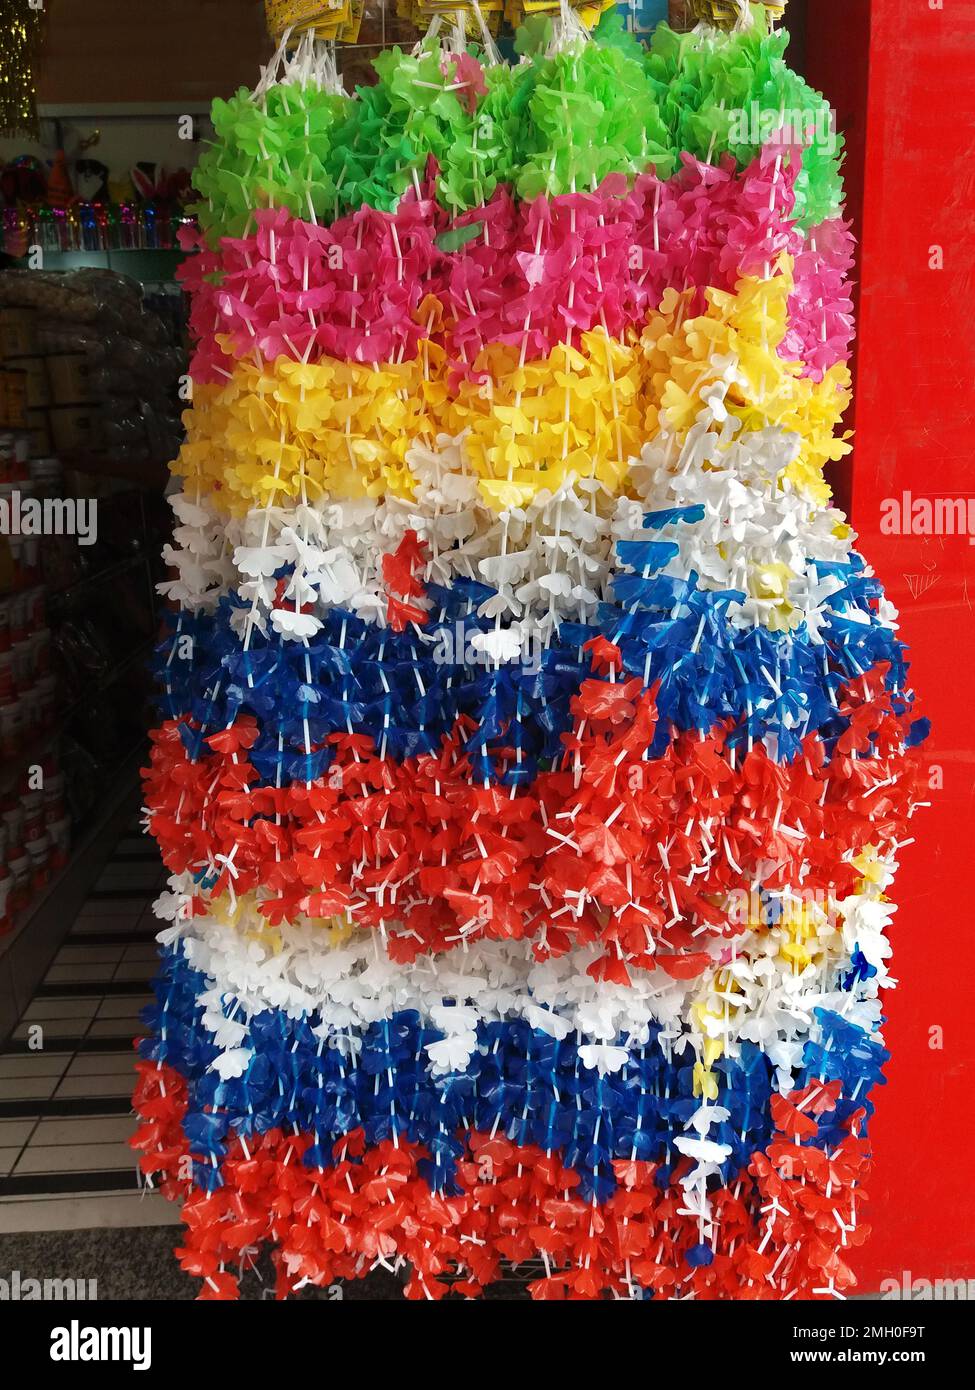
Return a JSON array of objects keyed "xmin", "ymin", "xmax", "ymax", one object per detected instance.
[{"xmin": 826, "ymin": 0, "xmax": 975, "ymax": 1287}]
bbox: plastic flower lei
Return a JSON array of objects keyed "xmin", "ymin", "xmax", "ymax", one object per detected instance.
[{"xmin": 135, "ymin": 4, "xmax": 926, "ymax": 1301}]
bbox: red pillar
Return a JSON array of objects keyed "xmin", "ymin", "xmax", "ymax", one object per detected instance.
[{"xmin": 840, "ymin": 0, "xmax": 975, "ymax": 1287}]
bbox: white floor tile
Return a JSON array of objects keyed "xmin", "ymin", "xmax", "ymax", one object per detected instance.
[
  {"xmin": 0, "ymin": 1053, "xmax": 71, "ymax": 1079},
  {"xmin": 110, "ymin": 962, "xmax": 154, "ymax": 983},
  {"xmin": 15, "ymin": 1140, "xmax": 136, "ymax": 1175},
  {"xmin": 31, "ymin": 1115, "xmax": 136, "ymax": 1146},
  {"xmin": 0, "ymin": 1119, "xmax": 35, "ymax": 1146},
  {"xmin": 0, "ymin": 1071, "xmax": 64, "ymax": 1099},
  {"xmin": 45, "ymin": 963, "xmax": 122, "ymax": 985},
  {"xmin": 95, "ymin": 877, "xmax": 159, "ymax": 894},
  {"xmin": 0, "ymin": 1189, "xmax": 182, "ymax": 1233},
  {"xmin": 120, "ymin": 945, "xmax": 159, "ymax": 962},
  {"xmin": 70, "ymin": 918, "xmax": 143, "ymax": 936},
  {"xmin": 12, "ymin": 1023, "xmax": 85, "ymax": 1043},
  {"xmin": 54, "ymin": 1070, "xmax": 134, "ymax": 1099},
  {"xmin": 86, "ymin": 1019, "xmax": 145, "ymax": 1039},
  {"xmin": 23, "ymin": 998, "xmax": 98, "ymax": 1021},
  {"xmin": 62, "ymin": 1053, "xmax": 136, "ymax": 1077},
  {"xmin": 77, "ymin": 899, "xmax": 145, "ymax": 916},
  {"xmin": 97, "ymin": 996, "xmax": 152, "ymax": 1018},
  {"xmin": 54, "ymin": 946, "xmax": 125, "ymax": 964},
  {"xmin": 0, "ymin": 826, "xmax": 167, "ymax": 1232}
]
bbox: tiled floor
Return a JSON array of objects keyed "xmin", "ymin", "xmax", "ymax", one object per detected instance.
[{"xmin": 0, "ymin": 821, "xmax": 179, "ymax": 1233}]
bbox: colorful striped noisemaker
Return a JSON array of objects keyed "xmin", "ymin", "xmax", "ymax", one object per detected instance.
[{"xmin": 133, "ymin": 8, "xmax": 928, "ymax": 1300}]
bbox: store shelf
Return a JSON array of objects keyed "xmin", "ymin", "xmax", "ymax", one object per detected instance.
[
  {"xmin": 98, "ymin": 637, "xmax": 155, "ymax": 689},
  {"xmin": 0, "ymin": 637, "xmax": 155, "ymax": 795},
  {"xmin": 0, "ymin": 745, "xmax": 145, "ymax": 1045},
  {"xmin": 48, "ymin": 552, "xmax": 149, "ymax": 605},
  {"xmin": 8, "ymin": 249, "xmax": 186, "ymax": 283},
  {"xmin": 0, "ymin": 735, "xmax": 145, "ymax": 953},
  {"xmin": 58, "ymin": 451, "xmax": 171, "ymax": 489},
  {"xmin": 0, "ymin": 723, "xmax": 63, "ymax": 797}
]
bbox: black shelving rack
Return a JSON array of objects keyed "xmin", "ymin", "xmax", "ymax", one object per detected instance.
[{"xmin": 0, "ymin": 470, "xmax": 166, "ymax": 1043}]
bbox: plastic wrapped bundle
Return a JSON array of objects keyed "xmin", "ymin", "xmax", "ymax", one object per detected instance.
[{"xmin": 134, "ymin": 5, "xmax": 926, "ymax": 1300}]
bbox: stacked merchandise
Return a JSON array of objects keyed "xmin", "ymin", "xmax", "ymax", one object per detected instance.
[
  {"xmin": 0, "ymin": 571, "xmax": 58, "ymax": 766},
  {"xmin": 135, "ymin": 7, "xmax": 927, "ymax": 1299},
  {"xmin": 263, "ymin": 0, "xmax": 617, "ymax": 48},
  {"xmin": 0, "ymin": 269, "xmax": 180, "ymax": 934},
  {"xmin": 0, "ymin": 362, "xmax": 67, "ymax": 933},
  {"xmin": 0, "ymin": 269, "xmax": 185, "ymax": 468},
  {"xmin": 0, "ymin": 753, "xmax": 71, "ymax": 934}
]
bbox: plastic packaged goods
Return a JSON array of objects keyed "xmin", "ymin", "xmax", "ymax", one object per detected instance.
[
  {"xmin": 135, "ymin": 4, "xmax": 925, "ymax": 1300},
  {"xmin": 0, "ymin": 748, "xmax": 70, "ymax": 932},
  {"xmin": 0, "ymin": 264, "xmax": 178, "ymax": 927},
  {"xmin": 0, "ymin": 268, "xmax": 187, "ymax": 468}
]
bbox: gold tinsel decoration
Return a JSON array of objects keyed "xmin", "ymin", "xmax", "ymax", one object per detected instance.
[
  {"xmin": 264, "ymin": 0, "xmax": 365, "ymax": 43},
  {"xmin": 687, "ymin": 0, "xmax": 785, "ymax": 28},
  {"xmin": 0, "ymin": 0, "xmax": 44, "ymax": 139}
]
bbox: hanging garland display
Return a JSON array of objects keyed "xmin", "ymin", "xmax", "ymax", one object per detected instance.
[
  {"xmin": 0, "ymin": 0, "xmax": 44, "ymax": 140},
  {"xmin": 133, "ymin": 3, "xmax": 928, "ymax": 1300}
]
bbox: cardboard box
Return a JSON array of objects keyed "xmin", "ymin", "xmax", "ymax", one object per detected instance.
[
  {"xmin": 6, "ymin": 355, "xmax": 51, "ymax": 409},
  {"xmin": 45, "ymin": 352, "xmax": 92, "ymax": 405},
  {"xmin": 3, "ymin": 369, "xmax": 28, "ymax": 429},
  {"xmin": 0, "ymin": 308, "xmax": 38, "ymax": 361},
  {"xmin": 25, "ymin": 407, "xmax": 52, "ymax": 458},
  {"xmin": 48, "ymin": 404, "xmax": 97, "ymax": 456}
]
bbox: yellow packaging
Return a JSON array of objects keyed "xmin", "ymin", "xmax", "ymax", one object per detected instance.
[
  {"xmin": 45, "ymin": 353, "xmax": 92, "ymax": 406},
  {"xmin": 0, "ymin": 308, "xmax": 38, "ymax": 362},
  {"xmin": 5, "ymin": 356, "xmax": 50, "ymax": 410},
  {"xmin": 505, "ymin": 0, "xmax": 613, "ymax": 28},
  {"xmin": 336, "ymin": 0, "xmax": 364, "ymax": 43},
  {"xmin": 264, "ymin": 0, "xmax": 363, "ymax": 40},
  {"xmin": 4, "ymin": 370, "xmax": 27, "ymax": 430},
  {"xmin": 411, "ymin": 1, "xmax": 503, "ymax": 36},
  {"xmin": 688, "ymin": 1, "xmax": 786, "ymax": 26},
  {"xmin": 48, "ymin": 404, "xmax": 97, "ymax": 456},
  {"xmin": 26, "ymin": 407, "xmax": 52, "ymax": 458}
]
